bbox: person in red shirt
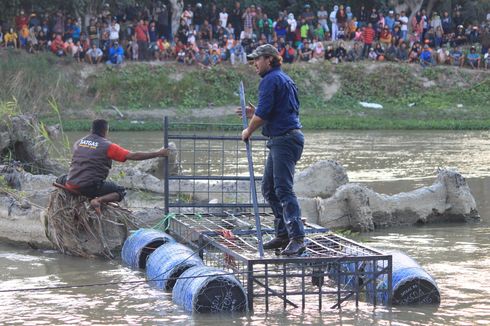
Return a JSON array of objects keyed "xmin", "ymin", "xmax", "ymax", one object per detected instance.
[
  {"xmin": 15, "ymin": 10, "xmax": 29, "ymax": 32},
  {"xmin": 362, "ymin": 23, "xmax": 376, "ymax": 58},
  {"xmin": 134, "ymin": 19, "xmax": 149, "ymax": 60},
  {"xmin": 59, "ymin": 119, "xmax": 170, "ymax": 214}
]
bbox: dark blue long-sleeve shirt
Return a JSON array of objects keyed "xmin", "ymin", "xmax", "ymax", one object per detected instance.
[{"xmin": 254, "ymin": 67, "xmax": 302, "ymax": 137}]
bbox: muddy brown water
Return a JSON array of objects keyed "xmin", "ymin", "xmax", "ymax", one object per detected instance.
[{"xmin": 1, "ymin": 130, "xmax": 490, "ymax": 325}]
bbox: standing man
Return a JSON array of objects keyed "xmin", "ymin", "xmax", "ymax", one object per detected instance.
[
  {"xmin": 239, "ymin": 44, "xmax": 306, "ymax": 256},
  {"xmin": 61, "ymin": 119, "xmax": 170, "ymax": 214}
]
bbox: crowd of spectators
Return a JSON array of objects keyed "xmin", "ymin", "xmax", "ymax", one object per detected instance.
[{"xmin": 1, "ymin": 2, "xmax": 490, "ymax": 70}]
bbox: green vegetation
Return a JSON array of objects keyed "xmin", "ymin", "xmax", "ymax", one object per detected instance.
[{"xmin": 1, "ymin": 49, "xmax": 489, "ymax": 131}]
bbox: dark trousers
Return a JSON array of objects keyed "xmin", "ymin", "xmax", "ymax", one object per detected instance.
[{"xmin": 262, "ymin": 130, "xmax": 305, "ymax": 240}]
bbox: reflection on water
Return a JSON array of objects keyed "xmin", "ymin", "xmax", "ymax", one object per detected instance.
[{"xmin": 2, "ymin": 130, "xmax": 490, "ymax": 325}]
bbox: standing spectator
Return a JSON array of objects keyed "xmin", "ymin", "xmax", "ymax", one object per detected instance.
[
  {"xmin": 157, "ymin": 4, "xmax": 170, "ymax": 39},
  {"xmin": 258, "ymin": 14, "xmax": 273, "ymax": 43},
  {"xmin": 336, "ymin": 5, "xmax": 347, "ymax": 32},
  {"xmin": 193, "ymin": 3, "xmax": 204, "ymax": 33},
  {"xmin": 362, "ymin": 23, "xmax": 376, "ymax": 58},
  {"xmin": 242, "ymin": 7, "xmax": 254, "ymax": 34},
  {"xmin": 399, "ymin": 11, "xmax": 409, "ymax": 41},
  {"xmin": 219, "ymin": 7, "xmax": 228, "ymax": 29},
  {"xmin": 230, "ymin": 1, "xmax": 242, "ymax": 40},
  {"xmin": 317, "ymin": 5, "xmax": 330, "ymax": 36},
  {"xmin": 441, "ymin": 11, "xmax": 452, "ymax": 35},
  {"xmin": 369, "ymin": 8, "xmax": 379, "ymax": 31},
  {"xmin": 109, "ymin": 18, "xmax": 120, "ymax": 44},
  {"xmin": 385, "ymin": 11, "xmax": 395, "ymax": 31},
  {"xmin": 453, "ymin": 10, "xmax": 464, "ymax": 33},
  {"xmin": 87, "ymin": 19, "xmax": 98, "ymax": 47},
  {"xmin": 358, "ymin": 5, "xmax": 368, "ymax": 27},
  {"xmin": 207, "ymin": 3, "xmax": 219, "ymax": 27},
  {"xmin": 135, "ymin": 19, "xmax": 149, "ymax": 60},
  {"xmin": 302, "ymin": 4, "xmax": 315, "ymax": 29},
  {"xmin": 274, "ymin": 15, "xmax": 288, "ymax": 41},
  {"xmin": 286, "ymin": 13, "xmax": 297, "ymax": 44},
  {"xmin": 15, "ymin": 10, "xmax": 29, "ymax": 31},
  {"xmin": 182, "ymin": 4, "xmax": 194, "ymax": 27},
  {"xmin": 330, "ymin": 5, "xmax": 339, "ymax": 41}
]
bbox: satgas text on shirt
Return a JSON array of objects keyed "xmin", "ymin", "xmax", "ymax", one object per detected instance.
[{"xmin": 79, "ymin": 139, "xmax": 99, "ymax": 149}]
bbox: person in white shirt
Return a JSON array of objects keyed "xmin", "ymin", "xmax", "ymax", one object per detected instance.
[
  {"xmin": 86, "ymin": 42, "xmax": 103, "ymax": 64},
  {"xmin": 219, "ymin": 7, "xmax": 228, "ymax": 28},
  {"xmin": 399, "ymin": 11, "xmax": 409, "ymax": 41},
  {"xmin": 330, "ymin": 5, "xmax": 339, "ymax": 41},
  {"xmin": 109, "ymin": 19, "xmax": 120, "ymax": 43}
]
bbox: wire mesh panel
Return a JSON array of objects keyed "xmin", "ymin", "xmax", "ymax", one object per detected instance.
[
  {"xmin": 163, "ymin": 117, "xmax": 271, "ymax": 215},
  {"xmin": 161, "ymin": 118, "xmax": 393, "ymax": 310}
]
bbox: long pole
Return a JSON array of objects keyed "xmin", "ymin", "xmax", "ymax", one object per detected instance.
[{"xmin": 239, "ymin": 81, "xmax": 264, "ymax": 258}]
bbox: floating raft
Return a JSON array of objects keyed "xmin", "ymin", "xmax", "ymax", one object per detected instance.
[
  {"xmin": 121, "ymin": 228, "xmax": 175, "ymax": 269},
  {"xmin": 146, "ymin": 242, "xmax": 204, "ymax": 291},
  {"xmin": 172, "ymin": 266, "xmax": 248, "ymax": 313}
]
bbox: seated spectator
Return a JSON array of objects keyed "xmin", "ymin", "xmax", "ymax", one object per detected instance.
[
  {"xmin": 64, "ymin": 38, "xmax": 79, "ymax": 57},
  {"xmin": 0, "ymin": 26, "xmax": 4, "ymax": 47},
  {"xmin": 449, "ymin": 46, "xmax": 464, "ymax": 67},
  {"xmin": 385, "ymin": 41, "xmax": 399, "ymax": 61},
  {"xmin": 156, "ymin": 37, "xmax": 171, "ymax": 60},
  {"xmin": 324, "ymin": 44, "xmax": 335, "ymax": 62},
  {"xmin": 347, "ymin": 42, "xmax": 362, "ymax": 62},
  {"xmin": 280, "ymin": 42, "xmax": 296, "ymax": 63},
  {"xmin": 106, "ymin": 41, "xmax": 124, "ymax": 65},
  {"xmin": 466, "ymin": 46, "xmax": 481, "ymax": 69},
  {"xmin": 298, "ymin": 40, "xmax": 313, "ymax": 61},
  {"xmin": 86, "ymin": 43, "xmax": 103, "ymax": 64},
  {"xmin": 452, "ymin": 25, "xmax": 466, "ymax": 46},
  {"xmin": 374, "ymin": 42, "xmax": 385, "ymax": 61},
  {"xmin": 184, "ymin": 48, "xmax": 195, "ymax": 65},
  {"xmin": 408, "ymin": 43, "xmax": 420, "ymax": 63},
  {"xmin": 335, "ymin": 41, "xmax": 347, "ymax": 62},
  {"xmin": 312, "ymin": 39, "xmax": 325, "ymax": 59},
  {"xmin": 195, "ymin": 47, "xmax": 211, "ymax": 68},
  {"xmin": 209, "ymin": 43, "xmax": 221, "ymax": 65},
  {"xmin": 396, "ymin": 42, "xmax": 409, "ymax": 62},
  {"xmin": 419, "ymin": 44, "xmax": 433, "ymax": 68},
  {"xmin": 436, "ymin": 47, "xmax": 449, "ymax": 65},
  {"xmin": 4, "ymin": 27, "xmax": 18, "ymax": 48},
  {"xmin": 379, "ymin": 26, "xmax": 392, "ymax": 49},
  {"xmin": 368, "ymin": 47, "xmax": 378, "ymax": 61},
  {"xmin": 50, "ymin": 34, "xmax": 65, "ymax": 56},
  {"xmin": 468, "ymin": 26, "xmax": 480, "ymax": 44},
  {"xmin": 230, "ymin": 40, "xmax": 246, "ymax": 65}
]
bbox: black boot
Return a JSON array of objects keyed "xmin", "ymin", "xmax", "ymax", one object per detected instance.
[
  {"xmin": 263, "ymin": 236, "xmax": 289, "ymax": 250},
  {"xmin": 281, "ymin": 238, "xmax": 306, "ymax": 256}
]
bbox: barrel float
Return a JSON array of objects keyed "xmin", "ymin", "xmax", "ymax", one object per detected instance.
[
  {"xmin": 146, "ymin": 242, "xmax": 204, "ymax": 291},
  {"xmin": 121, "ymin": 228, "xmax": 175, "ymax": 269},
  {"xmin": 328, "ymin": 261, "xmax": 364, "ymax": 289},
  {"xmin": 172, "ymin": 266, "xmax": 248, "ymax": 313},
  {"xmin": 367, "ymin": 251, "xmax": 440, "ymax": 305}
]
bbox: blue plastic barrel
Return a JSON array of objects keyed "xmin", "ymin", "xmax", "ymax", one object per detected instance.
[
  {"xmin": 367, "ymin": 251, "xmax": 440, "ymax": 305},
  {"xmin": 328, "ymin": 261, "xmax": 364, "ymax": 289},
  {"xmin": 121, "ymin": 228, "xmax": 175, "ymax": 269},
  {"xmin": 172, "ymin": 266, "xmax": 248, "ymax": 313},
  {"xmin": 146, "ymin": 242, "xmax": 204, "ymax": 291}
]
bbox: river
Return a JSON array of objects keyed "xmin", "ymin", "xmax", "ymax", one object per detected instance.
[{"xmin": 1, "ymin": 130, "xmax": 489, "ymax": 325}]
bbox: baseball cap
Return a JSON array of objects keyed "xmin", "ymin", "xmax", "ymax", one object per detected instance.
[{"xmin": 247, "ymin": 44, "xmax": 279, "ymax": 59}]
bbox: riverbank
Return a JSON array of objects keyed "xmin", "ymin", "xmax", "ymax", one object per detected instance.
[{"xmin": 1, "ymin": 49, "xmax": 489, "ymax": 130}]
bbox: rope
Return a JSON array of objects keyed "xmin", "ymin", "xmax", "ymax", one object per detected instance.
[{"xmin": 0, "ymin": 256, "xmax": 360, "ymax": 294}]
